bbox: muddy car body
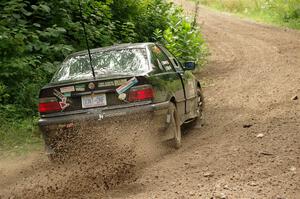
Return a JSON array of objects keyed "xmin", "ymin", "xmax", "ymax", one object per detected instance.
[{"xmin": 38, "ymin": 43, "xmax": 204, "ymax": 155}]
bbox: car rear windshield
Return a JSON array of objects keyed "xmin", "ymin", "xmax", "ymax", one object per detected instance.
[{"xmin": 51, "ymin": 48, "xmax": 149, "ymax": 83}]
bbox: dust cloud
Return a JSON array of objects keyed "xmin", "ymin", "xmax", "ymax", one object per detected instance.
[{"xmin": 1, "ymin": 114, "xmax": 170, "ymax": 198}]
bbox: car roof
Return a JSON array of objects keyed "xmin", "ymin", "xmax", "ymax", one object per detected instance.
[{"xmin": 70, "ymin": 42, "xmax": 156, "ymax": 57}]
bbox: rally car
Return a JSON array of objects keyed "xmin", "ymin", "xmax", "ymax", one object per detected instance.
[{"xmin": 38, "ymin": 43, "xmax": 204, "ymax": 156}]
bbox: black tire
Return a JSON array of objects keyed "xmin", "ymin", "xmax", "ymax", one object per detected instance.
[{"xmin": 167, "ymin": 103, "xmax": 182, "ymax": 149}]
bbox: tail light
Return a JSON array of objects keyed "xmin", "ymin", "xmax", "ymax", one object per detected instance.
[
  {"xmin": 39, "ymin": 97, "xmax": 62, "ymax": 113},
  {"xmin": 128, "ymin": 85, "xmax": 154, "ymax": 102}
]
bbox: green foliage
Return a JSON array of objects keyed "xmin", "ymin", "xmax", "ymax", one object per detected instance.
[
  {"xmin": 0, "ymin": 0, "xmax": 207, "ymax": 117},
  {"xmin": 153, "ymin": 6, "xmax": 208, "ymax": 67},
  {"xmin": 0, "ymin": 0, "xmax": 207, "ymax": 152},
  {"xmin": 0, "ymin": 117, "xmax": 42, "ymax": 156},
  {"xmin": 198, "ymin": 0, "xmax": 300, "ymax": 29}
]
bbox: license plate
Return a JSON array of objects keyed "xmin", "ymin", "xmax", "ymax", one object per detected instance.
[{"xmin": 81, "ymin": 94, "xmax": 107, "ymax": 108}]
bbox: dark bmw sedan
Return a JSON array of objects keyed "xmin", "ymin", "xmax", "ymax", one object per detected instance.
[{"xmin": 38, "ymin": 43, "xmax": 204, "ymax": 156}]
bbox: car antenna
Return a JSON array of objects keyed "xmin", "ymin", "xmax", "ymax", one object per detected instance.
[{"xmin": 78, "ymin": 0, "xmax": 96, "ymax": 79}]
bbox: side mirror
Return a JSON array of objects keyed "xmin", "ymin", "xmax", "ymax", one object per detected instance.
[{"xmin": 183, "ymin": 61, "xmax": 196, "ymax": 71}]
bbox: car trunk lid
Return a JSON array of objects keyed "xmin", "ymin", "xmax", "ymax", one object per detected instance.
[{"xmin": 38, "ymin": 76, "xmax": 151, "ymax": 117}]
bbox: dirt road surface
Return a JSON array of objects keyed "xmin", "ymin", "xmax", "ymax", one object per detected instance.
[
  {"xmin": 1, "ymin": 1, "xmax": 299, "ymax": 198},
  {"xmin": 108, "ymin": 1, "xmax": 300, "ymax": 198}
]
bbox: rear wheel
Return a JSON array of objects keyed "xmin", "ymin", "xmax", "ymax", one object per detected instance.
[
  {"xmin": 45, "ymin": 145, "xmax": 64, "ymax": 164},
  {"xmin": 167, "ymin": 103, "xmax": 182, "ymax": 149}
]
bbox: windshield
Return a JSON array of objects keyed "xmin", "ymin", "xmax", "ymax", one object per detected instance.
[{"xmin": 51, "ymin": 48, "xmax": 149, "ymax": 83}]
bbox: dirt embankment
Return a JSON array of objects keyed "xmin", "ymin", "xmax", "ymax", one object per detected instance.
[{"xmin": 1, "ymin": 1, "xmax": 300, "ymax": 198}]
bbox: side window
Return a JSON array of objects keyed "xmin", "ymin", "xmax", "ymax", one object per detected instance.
[
  {"xmin": 150, "ymin": 45, "xmax": 173, "ymax": 72},
  {"xmin": 150, "ymin": 48, "xmax": 165, "ymax": 73},
  {"xmin": 158, "ymin": 45, "xmax": 183, "ymax": 72}
]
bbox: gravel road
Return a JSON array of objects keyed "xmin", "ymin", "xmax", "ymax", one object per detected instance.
[
  {"xmin": 1, "ymin": 1, "xmax": 299, "ymax": 198},
  {"xmin": 108, "ymin": 1, "xmax": 300, "ymax": 198}
]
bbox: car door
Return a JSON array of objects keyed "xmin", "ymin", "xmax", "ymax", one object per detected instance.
[
  {"xmin": 158, "ymin": 45, "xmax": 197, "ymax": 115},
  {"xmin": 148, "ymin": 45, "xmax": 186, "ymax": 120}
]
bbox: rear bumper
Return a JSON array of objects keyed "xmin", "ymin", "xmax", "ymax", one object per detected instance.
[
  {"xmin": 39, "ymin": 102, "xmax": 174, "ymax": 157},
  {"xmin": 39, "ymin": 101, "xmax": 172, "ymax": 155},
  {"xmin": 39, "ymin": 101, "xmax": 170, "ymax": 127}
]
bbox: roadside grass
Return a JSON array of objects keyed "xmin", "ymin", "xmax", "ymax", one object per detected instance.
[
  {"xmin": 0, "ymin": 118, "xmax": 42, "ymax": 158},
  {"xmin": 195, "ymin": 0, "xmax": 300, "ymax": 30}
]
